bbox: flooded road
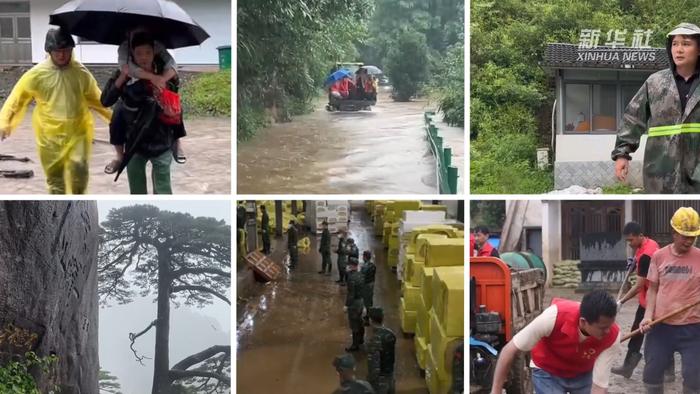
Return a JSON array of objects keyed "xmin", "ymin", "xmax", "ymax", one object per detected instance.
[
  {"xmin": 237, "ymin": 90, "xmax": 459, "ymax": 194},
  {"xmin": 237, "ymin": 205, "xmax": 428, "ymax": 393}
]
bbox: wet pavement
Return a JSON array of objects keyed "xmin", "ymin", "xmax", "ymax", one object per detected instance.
[
  {"xmin": 544, "ymin": 288, "xmax": 683, "ymax": 394},
  {"xmin": 237, "ymin": 90, "xmax": 464, "ymax": 194},
  {"xmin": 0, "ymin": 115, "xmax": 230, "ymax": 194},
  {"xmin": 237, "ymin": 204, "xmax": 429, "ymax": 393}
]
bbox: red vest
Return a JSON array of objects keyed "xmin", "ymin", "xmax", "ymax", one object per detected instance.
[
  {"xmin": 477, "ymin": 241, "xmax": 495, "ymax": 257},
  {"xmin": 531, "ymin": 299, "xmax": 619, "ymax": 378},
  {"xmin": 470, "ymin": 234, "xmax": 475, "ymax": 257},
  {"xmin": 635, "ymin": 237, "xmax": 659, "ymax": 309}
]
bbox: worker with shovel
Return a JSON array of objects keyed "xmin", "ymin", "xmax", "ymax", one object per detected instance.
[
  {"xmin": 613, "ymin": 221, "xmax": 661, "ymax": 379},
  {"xmin": 489, "ymin": 290, "xmax": 621, "ymax": 394},
  {"xmin": 639, "ymin": 207, "xmax": 700, "ymax": 393}
]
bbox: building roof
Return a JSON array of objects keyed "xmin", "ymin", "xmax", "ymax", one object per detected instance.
[{"xmin": 542, "ymin": 43, "xmax": 669, "ymax": 70}]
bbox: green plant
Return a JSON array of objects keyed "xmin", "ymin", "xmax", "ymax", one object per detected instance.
[
  {"xmin": 602, "ymin": 183, "xmax": 640, "ymax": 194},
  {"xmin": 385, "ymin": 28, "xmax": 429, "ymax": 101},
  {"xmin": 181, "ymin": 71, "xmax": 231, "ymax": 117},
  {"xmin": 0, "ymin": 352, "xmax": 59, "ymax": 394}
]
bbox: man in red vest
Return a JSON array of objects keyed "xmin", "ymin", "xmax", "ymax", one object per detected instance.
[
  {"xmin": 474, "ymin": 226, "xmax": 500, "ymax": 258},
  {"xmin": 490, "ymin": 290, "xmax": 621, "ymax": 394},
  {"xmin": 639, "ymin": 207, "xmax": 700, "ymax": 394},
  {"xmin": 612, "ymin": 221, "xmax": 661, "ymax": 378}
]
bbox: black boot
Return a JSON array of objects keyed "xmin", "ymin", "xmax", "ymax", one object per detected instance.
[
  {"xmin": 345, "ymin": 332, "xmax": 361, "ymax": 352},
  {"xmin": 611, "ymin": 351, "xmax": 642, "ymax": 379}
]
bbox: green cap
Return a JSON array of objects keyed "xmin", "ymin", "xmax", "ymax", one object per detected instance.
[{"xmin": 333, "ymin": 354, "xmax": 355, "ymax": 371}]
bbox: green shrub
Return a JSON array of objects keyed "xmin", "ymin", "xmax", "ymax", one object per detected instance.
[
  {"xmin": 237, "ymin": 105, "xmax": 268, "ymax": 142},
  {"xmin": 0, "ymin": 352, "xmax": 59, "ymax": 394},
  {"xmin": 386, "ymin": 28, "xmax": 429, "ymax": 101},
  {"xmin": 181, "ymin": 71, "xmax": 231, "ymax": 117}
]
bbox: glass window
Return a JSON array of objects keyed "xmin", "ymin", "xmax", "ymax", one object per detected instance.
[
  {"xmin": 16, "ymin": 17, "xmax": 28, "ymax": 38},
  {"xmin": 564, "ymin": 84, "xmax": 590, "ymax": 133},
  {"xmin": 592, "ymin": 84, "xmax": 617, "ymax": 132},
  {"xmin": 0, "ymin": 2, "xmax": 29, "ymax": 13},
  {"xmin": 622, "ymin": 84, "xmax": 643, "ymax": 111},
  {"xmin": 620, "ymin": 71, "xmax": 650, "ymax": 81},
  {"xmin": 0, "ymin": 17, "xmax": 12, "ymax": 39}
]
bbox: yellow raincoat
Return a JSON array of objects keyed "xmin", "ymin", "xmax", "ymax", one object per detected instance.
[{"xmin": 0, "ymin": 54, "xmax": 111, "ymax": 194}]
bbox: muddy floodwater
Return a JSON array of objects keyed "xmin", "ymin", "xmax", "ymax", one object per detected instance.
[
  {"xmin": 237, "ymin": 90, "xmax": 463, "ymax": 194},
  {"xmin": 237, "ymin": 206, "xmax": 429, "ymax": 393}
]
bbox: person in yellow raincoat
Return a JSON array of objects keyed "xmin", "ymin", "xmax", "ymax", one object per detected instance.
[{"xmin": 0, "ymin": 28, "xmax": 111, "ymax": 194}]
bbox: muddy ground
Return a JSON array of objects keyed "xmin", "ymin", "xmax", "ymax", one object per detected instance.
[
  {"xmin": 237, "ymin": 205, "xmax": 429, "ymax": 393},
  {"xmin": 546, "ymin": 288, "xmax": 683, "ymax": 394}
]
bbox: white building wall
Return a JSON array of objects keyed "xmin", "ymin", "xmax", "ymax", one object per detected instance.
[
  {"xmin": 555, "ymin": 134, "xmax": 647, "ymax": 162},
  {"xmin": 30, "ymin": 0, "xmax": 230, "ymax": 64}
]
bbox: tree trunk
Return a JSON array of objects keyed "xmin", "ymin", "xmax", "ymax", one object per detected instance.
[
  {"xmin": 0, "ymin": 201, "xmax": 99, "ymax": 393},
  {"xmin": 151, "ymin": 252, "xmax": 172, "ymax": 394}
]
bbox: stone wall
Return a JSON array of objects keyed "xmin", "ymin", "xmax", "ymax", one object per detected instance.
[{"xmin": 0, "ymin": 201, "xmax": 99, "ymax": 393}]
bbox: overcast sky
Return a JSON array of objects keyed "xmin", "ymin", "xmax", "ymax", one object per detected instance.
[{"xmin": 96, "ymin": 201, "xmax": 232, "ymax": 394}]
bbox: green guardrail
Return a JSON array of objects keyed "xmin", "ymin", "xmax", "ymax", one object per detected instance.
[{"xmin": 425, "ymin": 111, "xmax": 459, "ymax": 194}]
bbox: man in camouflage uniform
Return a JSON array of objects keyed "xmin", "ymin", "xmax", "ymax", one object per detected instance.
[
  {"xmin": 345, "ymin": 257, "xmax": 365, "ymax": 352},
  {"xmin": 336, "ymin": 230, "xmax": 349, "ymax": 285},
  {"xmin": 332, "ymin": 354, "xmax": 375, "ymax": 394},
  {"xmin": 366, "ymin": 307, "xmax": 396, "ymax": 394},
  {"xmin": 319, "ymin": 221, "xmax": 332, "ymax": 275},
  {"xmin": 613, "ymin": 23, "xmax": 700, "ymax": 193},
  {"xmin": 360, "ymin": 250, "xmax": 377, "ymax": 326},
  {"xmin": 287, "ymin": 219, "xmax": 299, "ymax": 270},
  {"xmin": 260, "ymin": 205, "xmax": 271, "ymax": 255},
  {"xmin": 347, "ymin": 238, "xmax": 360, "ymax": 260}
]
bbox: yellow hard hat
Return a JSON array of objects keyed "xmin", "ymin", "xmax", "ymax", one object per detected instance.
[{"xmin": 670, "ymin": 207, "xmax": 700, "ymax": 236}]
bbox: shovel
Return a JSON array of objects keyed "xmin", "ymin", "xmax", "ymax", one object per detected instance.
[
  {"xmin": 617, "ymin": 257, "xmax": 636, "ymax": 303},
  {"xmin": 622, "ymin": 298, "xmax": 700, "ymax": 342}
]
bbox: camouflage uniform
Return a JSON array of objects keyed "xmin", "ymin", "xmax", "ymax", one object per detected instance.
[
  {"xmin": 261, "ymin": 209, "xmax": 271, "ymax": 254},
  {"xmin": 333, "ymin": 354, "xmax": 376, "ymax": 394},
  {"xmin": 287, "ymin": 224, "xmax": 298, "ymax": 269},
  {"xmin": 346, "ymin": 265, "xmax": 365, "ymax": 350},
  {"xmin": 336, "ymin": 236, "xmax": 348, "ymax": 283},
  {"xmin": 320, "ymin": 227, "xmax": 332, "ymax": 273},
  {"xmin": 367, "ymin": 325, "xmax": 396, "ymax": 393},
  {"xmin": 360, "ymin": 259, "xmax": 377, "ymax": 325},
  {"xmin": 612, "ymin": 23, "xmax": 700, "ymax": 194}
]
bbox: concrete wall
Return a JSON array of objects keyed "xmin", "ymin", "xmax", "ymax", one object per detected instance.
[
  {"xmin": 542, "ymin": 200, "xmax": 562, "ymax": 287},
  {"xmin": 30, "ymin": 0, "xmax": 230, "ymax": 64}
]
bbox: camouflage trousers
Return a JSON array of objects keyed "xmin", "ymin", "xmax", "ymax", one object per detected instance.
[{"xmin": 370, "ymin": 375, "xmax": 395, "ymax": 394}]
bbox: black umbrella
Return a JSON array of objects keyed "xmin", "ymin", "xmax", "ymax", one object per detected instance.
[{"xmin": 49, "ymin": 0, "xmax": 209, "ymax": 49}]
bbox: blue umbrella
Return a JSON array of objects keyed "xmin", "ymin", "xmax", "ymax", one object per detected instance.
[{"xmin": 324, "ymin": 68, "xmax": 352, "ymax": 86}]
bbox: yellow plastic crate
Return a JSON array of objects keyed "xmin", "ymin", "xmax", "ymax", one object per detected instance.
[
  {"xmin": 399, "ymin": 298, "xmax": 417, "ymax": 334},
  {"xmin": 420, "ymin": 204, "xmax": 448, "ymax": 212},
  {"xmin": 416, "ymin": 295, "xmax": 431, "ymax": 344},
  {"xmin": 414, "ymin": 333, "xmax": 429, "ymax": 370},
  {"xmin": 415, "ymin": 234, "xmax": 449, "ymax": 263},
  {"xmin": 432, "ymin": 267, "xmax": 465, "ymax": 337},
  {"xmin": 429, "ymin": 310, "xmax": 462, "ymax": 382},
  {"xmin": 424, "ymin": 238, "xmax": 465, "ymax": 267},
  {"xmin": 390, "ymin": 200, "xmax": 422, "ymax": 213},
  {"xmin": 409, "ymin": 261, "xmax": 425, "ymax": 287},
  {"xmin": 403, "ymin": 283, "xmax": 421, "ymax": 311},
  {"xmin": 403, "ymin": 254, "xmax": 416, "ymax": 282},
  {"xmin": 421, "ymin": 267, "xmax": 436, "ymax": 310},
  {"xmin": 425, "ymin": 346, "xmax": 452, "ymax": 394}
]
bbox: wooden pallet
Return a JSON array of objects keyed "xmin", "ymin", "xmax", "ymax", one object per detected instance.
[{"xmin": 244, "ymin": 251, "xmax": 282, "ymax": 281}]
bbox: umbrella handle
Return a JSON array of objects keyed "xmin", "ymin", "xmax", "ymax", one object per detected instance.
[{"xmin": 622, "ymin": 298, "xmax": 700, "ymax": 342}]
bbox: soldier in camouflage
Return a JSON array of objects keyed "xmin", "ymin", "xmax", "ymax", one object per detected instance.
[
  {"xmin": 347, "ymin": 238, "xmax": 360, "ymax": 260},
  {"xmin": 332, "ymin": 354, "xmax": 376, "ymax": 394},
  {"xmin": 613, "ymin": 23, "xmax": 700, "ymax": 193},
  {"xmin": 336, "ymin": 230, "xmax": 349, "ymax": 285},
  {"xmin": 345, "ymin": 257, "xmax": 365, "ymax": 352},
  {"xmin": 319, "ymin": 221, "xmax": 332, "ymax": 275},
  {"xmin": 260, "ymin": 205, "xmax": 271, "ymax": 255},
  {"xmin": 366, "ymin": 307, "xmax": 396, "ymax": 394},
  {"xmin": 360, "ymin": 250, "xmax": 377, "ymax": 326},
  {"xmin": 287, "ymin": 219, "xmax": 299, "ymax": 270}
]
